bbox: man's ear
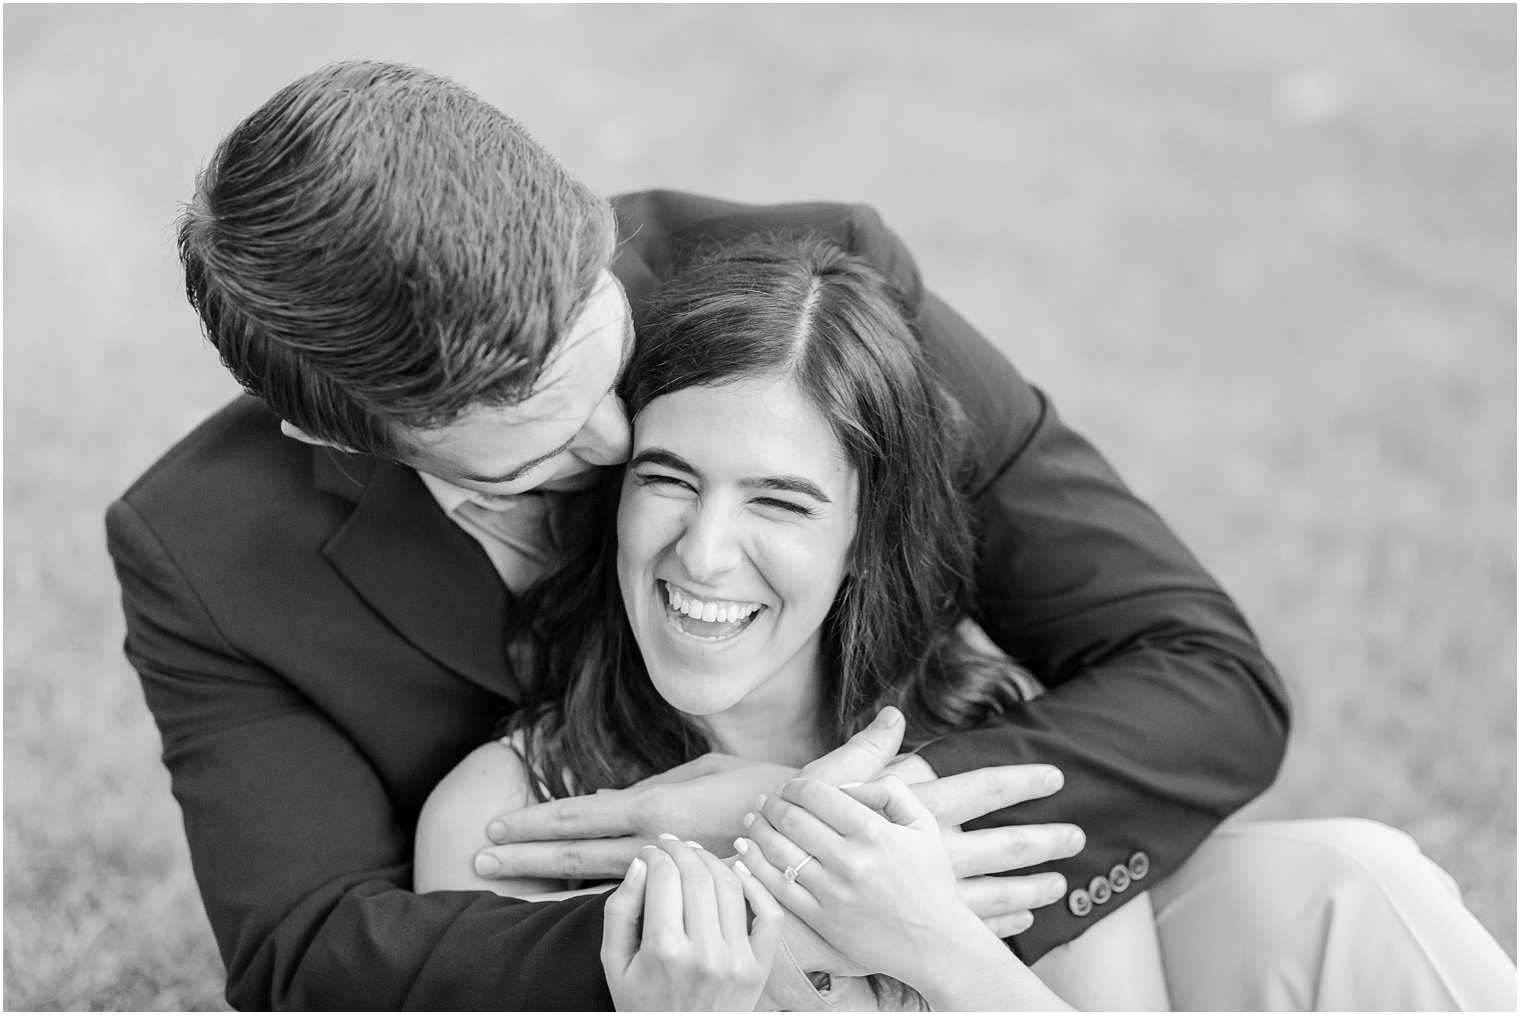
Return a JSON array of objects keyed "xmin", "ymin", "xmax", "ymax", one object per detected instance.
[{"xmin": 280, "ymin": 420, "xmax": 359, "ymax": 454}]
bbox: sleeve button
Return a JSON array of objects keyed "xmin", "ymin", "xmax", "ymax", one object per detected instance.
[
  {"xmin": 1068, "ymin": 887, "xmax": 1093, "ymax": 917},
  {"xmin": 1088, "ymin": 875, "xmax": 1112, "ymax": 905},
  {"xmin": 1109, "ymin": 863, "xmax": 1131, "ymax": 892},
  {"xmin": 1128, "ymin": 851, "xmax": 1150, "ymax": 880}
]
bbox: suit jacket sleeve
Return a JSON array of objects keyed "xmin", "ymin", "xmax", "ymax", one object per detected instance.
[
  {"xmin": 846, "ymin": 203, "xmax": 1291, "ymax": 961},
  {"xmin": 106, "ymin": 498, "xmax": 614, "ymax": 1011}
]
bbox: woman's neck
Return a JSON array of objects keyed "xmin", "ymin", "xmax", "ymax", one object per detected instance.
[{"xmin": 695, "ymin": 652, "xmax": 830, "ymax": 767}]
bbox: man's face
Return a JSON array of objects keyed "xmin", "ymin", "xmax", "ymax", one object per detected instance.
[{"xmin": 400, "ymin": 271, "xmax": 636, "ymax": 500}]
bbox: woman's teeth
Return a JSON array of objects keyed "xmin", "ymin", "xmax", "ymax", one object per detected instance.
[{"xmin": 664, "ymin": 583, "xmax": 762, "ymax": 625}]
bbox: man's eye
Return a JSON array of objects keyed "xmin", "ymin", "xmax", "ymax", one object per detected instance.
[{"xmin": 502, "ymin": 459, "xmax": 543, "ymax": 482}]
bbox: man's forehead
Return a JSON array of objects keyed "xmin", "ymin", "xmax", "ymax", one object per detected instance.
[
  {"xmin": 428, "ymin": 276, "xmax": 632, "ymax": 431},
  {"xmin": 534, "ymin": 272, "xmax": 634, "ymax": 391},
  {"xmin": 407, "ymin": 271, "xmax": 632, "ymax": 460}
]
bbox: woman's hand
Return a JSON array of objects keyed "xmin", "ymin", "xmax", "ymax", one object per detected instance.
[
  {"xmin": 601, "ymin": 835, "xmax": 783, "ymax": 1011},
  {"xmin": 738, "ymin": 774, "xmax": 985, "ymax": 983},
  {"xmin": 737, "ymin": 774, "xmax": 1074, "ymax": 1010}
]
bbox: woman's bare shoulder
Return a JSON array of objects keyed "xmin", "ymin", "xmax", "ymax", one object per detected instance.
[
  {"xmin": 444, "ymin": 738, "xmax": 531, "ymax": 791},
  {"xmin": 414, "ymin": 738, "xmax": 549, "ymax": 895}
]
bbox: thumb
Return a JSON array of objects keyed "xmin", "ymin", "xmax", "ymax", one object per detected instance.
[
  {"xmin": 600, "ymin": 855, "xmax": 647, "ymax": 974},
  {"xmin": 843, "ymin": 774, "xmax": 936, "ymax": 832},
  {"xmin": 799, "ymin": 706, "xmax": 905, "ymax": 785}
]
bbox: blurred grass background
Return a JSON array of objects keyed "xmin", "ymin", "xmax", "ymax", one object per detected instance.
[{"xmin": 4, "ymin": 4, "xmax": 1513, "ymax": 1010}]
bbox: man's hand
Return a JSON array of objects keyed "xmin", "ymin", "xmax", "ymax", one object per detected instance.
[
  {"xmin": 475, "ymin": 708, "xmax": 1083, "ymax": 944},
  {"xmin": 472, "ymin": 706, "xmax": 915, "ymax": 881},
  {"xmin": 476, "ymin": 753, "xmax": 797, "ymax": 881},
  {"xmin": 900, "ymin": 765, "xmax": 1082, "ymax": 937}
]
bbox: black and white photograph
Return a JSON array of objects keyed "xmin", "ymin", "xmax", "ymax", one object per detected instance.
[{"xmin": 5, "ymin": 4, "xmax": 1515, "ymax": 1010}]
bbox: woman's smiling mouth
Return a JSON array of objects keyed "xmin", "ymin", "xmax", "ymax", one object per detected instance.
[{"xmin": 661, "ymin": 580, "xmax": 765, "ymax": 641}]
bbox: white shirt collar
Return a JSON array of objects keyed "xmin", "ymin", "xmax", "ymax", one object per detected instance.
[{"xmin": 416, "ymin": 469, "xmax": 491, "ymax": 514}]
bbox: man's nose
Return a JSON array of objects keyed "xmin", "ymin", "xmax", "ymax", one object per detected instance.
[
  {"xmin": 572, "ymin": 392, "xmax": 631, "ymax": 466},
  {"xmin": 675, "ymin": 504, "xmax": 743, "ymax": 584}
]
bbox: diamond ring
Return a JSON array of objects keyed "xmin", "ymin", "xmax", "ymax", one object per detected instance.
[{"xmin": 783, "ymin": 853, "xmax": 815, "ymax": 884}]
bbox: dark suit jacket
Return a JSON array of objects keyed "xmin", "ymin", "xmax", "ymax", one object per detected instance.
[{"xmin": 107, "ymin": 190, "xmax": 1289, "ymax": 1010}]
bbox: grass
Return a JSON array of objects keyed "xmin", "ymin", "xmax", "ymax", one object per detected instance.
[{"xmin": 4, "ymin": 5, "xmax": 1513, "ymax": 1010}]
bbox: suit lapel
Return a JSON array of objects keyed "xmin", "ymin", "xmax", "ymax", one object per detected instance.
[{"xmin": 316, "ymin": 448, "xmax": 520, "ymax": 701}]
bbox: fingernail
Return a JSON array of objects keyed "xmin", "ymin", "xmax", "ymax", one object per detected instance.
[
  {"xmin": 880, "ymin": 706, "xmax": 903, "ymax": 725},
  {"xmin": 734, "ymin": 837, "xmax": 750, "ymax": 855},
  {"xmin": 742, "ymin": 812, "xmax": 755, "ymax": 828},
  {"xmin": 734, "ymin": 860, "xmax": 752, "ymax": 876},
  {"xmin": 756, "ymin": 794, "xmax": 768, "ymax": 808},
  {"xmin": 473, "ymin": 853, "xmax": 500, "ymax": 877},
  {"xmin": 658, "ymin": 832, "xmax": 680, "ymax": 841},
  {"xmin": 641, "ymin": 843, "xmax": 659, "ymax": 853},
  {"xmin": 1049, "ymin": 874, "xmax": 1067, "ymax": 900},
  {"xmin": 1044, "ymin": 769, "xmax": 1064, "ymax": 792},
  {"xmin": 627, "ymin": 856, "xmax": 645, "ymax": 878},
  {"xmin": 487, "ymin": 820, "xmax": 508, "ymax": 843},
  {"xmin": 684, "ymin": 840, "xmax": 703, "ymax": 849},
  {"xmin": 840, "ymin": 781, "xmax": 863, "ymax": 789},
  {"xmin": 1067, "ymin": 828, "xmax": 1085, "ymax": 853}
]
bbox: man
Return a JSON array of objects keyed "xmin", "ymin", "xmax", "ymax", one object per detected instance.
[{"xmin": 109, "ymin": 61, "xmax": 1512, "ymax": 1010}]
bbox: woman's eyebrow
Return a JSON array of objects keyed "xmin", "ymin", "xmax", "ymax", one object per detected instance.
[
  {"xmin": 631, "ymin": 448, "xmax": 830, "ymax": 503},
  {"xmin": 743, "ymin": 476, "xmax": 831, "ymax": 503},
  {"xmin": 629, "ymin": 448, "xmax": 696, "ymax": 474}
]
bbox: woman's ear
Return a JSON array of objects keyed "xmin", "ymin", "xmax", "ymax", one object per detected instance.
[{"xmin": 280, "ymin": 419, "xmax": 359, "ymax": 454}]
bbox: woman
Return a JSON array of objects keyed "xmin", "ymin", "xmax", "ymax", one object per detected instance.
[{"xmin": 415, "ymin": 235, "xmax": 1166, "ymax": 1010}]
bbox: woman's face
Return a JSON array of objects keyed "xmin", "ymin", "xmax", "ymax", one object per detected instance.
[{"xmin": 617, "ymin": 373, "xmax": 859, "ymax": 722}]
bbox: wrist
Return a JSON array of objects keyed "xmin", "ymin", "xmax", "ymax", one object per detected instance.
[
  {"xmin": 916, "ymin": 930, "xmax": 1070, "ymax": 1013},
  {"xmin": 909, "ymin": 919, "xmax": 1016, "ymax": 997}
]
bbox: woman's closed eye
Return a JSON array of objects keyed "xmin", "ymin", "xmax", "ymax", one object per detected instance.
[{"xmin": 751, "ymin": 496, "xmax": 816, "ymax": 518}]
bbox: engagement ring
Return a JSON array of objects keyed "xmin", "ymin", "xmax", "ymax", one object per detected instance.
[{"xmin": 783, "ymin": 854, "xmax": 815, "ymax": 883}]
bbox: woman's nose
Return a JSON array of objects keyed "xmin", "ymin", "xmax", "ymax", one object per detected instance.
[
  {"xmin": 572, "ymin": 392, "xmax": 631, "ymax": 466},
  {"xmin": 675, "ymin": 505, "xmax": 742, "ymax": 583}
]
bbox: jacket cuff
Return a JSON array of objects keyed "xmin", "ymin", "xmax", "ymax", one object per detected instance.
[{"xmin": 757, "ymin": 934, "xmax": 839, "ymax": 1011}]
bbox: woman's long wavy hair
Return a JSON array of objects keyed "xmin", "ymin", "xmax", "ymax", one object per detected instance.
[{"xmin": 507, "ymin": 234, "xmax": 1028, "ymax": 800}]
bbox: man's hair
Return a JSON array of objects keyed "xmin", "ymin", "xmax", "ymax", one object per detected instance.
[
  {"xmin": 511, "ymin": 234, "xmax": 1029, "ymax": 800},
  {"xmin": 177, "ymin": 60, "xmax": 617, "ymax": 458}
]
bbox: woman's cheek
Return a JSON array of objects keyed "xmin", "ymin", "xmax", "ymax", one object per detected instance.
[
  {"xmin": 615, "ymin": 490, "xmax": 656, "ymax": 575},
  {"xmin": 757, "ymin": 526, "xmax": 847, "ymax": 598},
  {"xmin": 618, "ymin": 490, "xmax": 681, "ymax": 568}
]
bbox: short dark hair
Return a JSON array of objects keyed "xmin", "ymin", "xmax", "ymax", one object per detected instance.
[
  {"xmin": 514, "ymin": 234, "xmax": 1028, "ymax": 798},
  {"xmin": 177, "ymin": 60, "xmax": 617, "ymax": 458}
]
